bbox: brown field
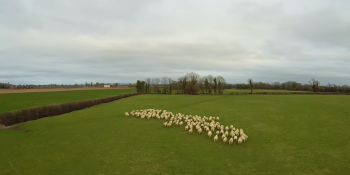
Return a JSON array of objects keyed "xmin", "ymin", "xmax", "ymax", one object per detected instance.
[{"xmin": 0, "ymin": 86, "xmax": 133, "ymax": 94}]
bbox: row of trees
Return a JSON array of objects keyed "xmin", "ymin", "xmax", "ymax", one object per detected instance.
[
  {"xmin": 230, "ymin": 79, "xmax": 350, "ymax": 93},
  {"xmin": 135, "ymin": 72, "xmax": 227, "ymax": 95}
]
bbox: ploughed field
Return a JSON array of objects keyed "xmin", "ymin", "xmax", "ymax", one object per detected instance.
[
  {"xmin": 0, "ymin": 89, "xmax": 136, "ymax": 113},
  {"xmin": 1, "ymin": 95, "xmax": 350, "ymax": 174}
]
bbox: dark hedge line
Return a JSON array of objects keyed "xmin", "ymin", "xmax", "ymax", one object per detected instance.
[{"xmin": 0, "ymin": 92, "xmax": 140, "ymax": 126}]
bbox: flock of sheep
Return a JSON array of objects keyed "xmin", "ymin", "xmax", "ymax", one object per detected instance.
[{"xmin": 124, "ymin": 109, "xmax": 248, "ymax": 145}]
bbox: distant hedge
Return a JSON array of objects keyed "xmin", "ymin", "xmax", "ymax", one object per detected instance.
[
  {"xmin": 226, "ymin": 92, "xmax": 350, "ymax": 95},
  {"xmin": 0, "ymin": 92, "xmax": 139, "ymax": 126}
]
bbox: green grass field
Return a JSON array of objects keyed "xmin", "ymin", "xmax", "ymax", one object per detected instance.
[
  {"xmin": 1, "ymin": 95, "xmax": 350, "ymax": 174},
  {"xmin": 0, "ymin": 89, "xmax": 135, "ymax": 113}
]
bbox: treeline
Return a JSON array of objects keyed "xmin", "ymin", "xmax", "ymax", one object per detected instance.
[
  {"xmin": 135, "ymin": 74, "xmax": 350, "ymax": 94},
  {"xmin": 135, "ymin": 72, "xmax": 227, "ymax": 95},
  {"xmin": 229, "ymin": 80, "xmax": 350, "ymax": 93}
]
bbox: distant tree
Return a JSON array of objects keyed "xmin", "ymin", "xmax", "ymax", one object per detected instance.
[
  {"xmin": 168, "ymin": 78, "xmax": 173, "ymax": 94},
  {"xmin": 217, "ymin": 76, "xmax": 226, "ymax": 94},
  {"xmin": 213, "ymin": 77, "xmax": 217, "ymax": 94},
  {"xmin": 178, "ymin": 76, "xmax": 187, "ymax": 94},
  {"xmin": 161, "ymin": 77, "xmax": 168, "ymax": 94},
  {"xmin": 309, "ymin": 78, "xmax": 319, "ymax": 92},
  {"xmin": 185, "ymin": 72, "xmax": 200, "ymax": 95},
  {"xmin": 207, "ymin": 75, "xmax": 214, "ymax": 94},
  {"xmin": 247, "ymin": 78, "xmax": 253, "ymax": 94},
  {"xmin": 145, "ymin": 78, "xmax": 151, "ymax": 94}
]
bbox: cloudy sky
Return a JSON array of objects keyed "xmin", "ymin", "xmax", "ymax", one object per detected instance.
[{"xmin": 0, "ymin": 0, "xmax": 349, "ymax": 85}]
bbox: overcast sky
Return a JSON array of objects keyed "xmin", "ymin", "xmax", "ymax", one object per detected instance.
[{"xmin": 0, "ymin": 0, "xmax": 349, "ymax": 85}]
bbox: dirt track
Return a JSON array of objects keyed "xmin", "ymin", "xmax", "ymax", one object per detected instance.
[{"xmin": 0, "ymin": 87, "xmax": 133, "ymax": 94}]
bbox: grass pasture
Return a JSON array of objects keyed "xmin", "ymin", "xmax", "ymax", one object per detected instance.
[
  {"xmin": 0, "ymin": 89, "xmax": 135, "ymax": 113},
  {"xmin": 1, "ymin": 95, "xmax": 350, "ymax": 174}
]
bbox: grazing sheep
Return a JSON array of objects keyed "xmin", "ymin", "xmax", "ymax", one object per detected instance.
[
  {"xmin": 224, "ymin": 131, "xmax": 229, "ymax": 137},
  {"xmin": 208, "ymin": 131, "xmax": 212, "ymax": 138},
  {"xmin": 185, "ymin": 125, "xmax": 189, "ymax": 131},
  {"xmin": 241, "ymin": 135, "xmax": 246, "ymax": 143},
  {"xmin": 223, "ymin": 137, "xmax": 227, "ymax": 144},
  {"xmin": 238, "ymin": 137, "xmax": 243, "ymax": 145},
  {"xmin": 125, "ymin": 109, "xmax": 248, "ymax": 146},
  {"xmin": 229, "ymin": 138, "xmax": 233, "ymax": 145},
  {"xmin": 214, "ymin": 135, "xmax": 218, "ymax": 142},
  {"xmin": 198, "ymin": 128, "xmax": 203, "ymax": 135}
]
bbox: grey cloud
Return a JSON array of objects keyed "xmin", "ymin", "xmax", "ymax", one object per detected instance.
[{"xmin": 0, "ymin": 0, "xmax": 350, "ymax": 85}]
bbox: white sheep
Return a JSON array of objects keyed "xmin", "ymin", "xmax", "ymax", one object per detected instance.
[
  {"xmin": 229, "ymin": 138, "xmax": 233, "ymax": 145},
  {"xmin": 216, "ymin": 131, "xmax": 220, "ymax": 135},
  {"xmin": 198, "ymin": 128, "xmax": 202, "ymax": 135},
  {"xmin": 188, "ymin": 128, "xmax": 193, "ymax": 134},
  {"xmin": 223, "ymin": 137, "xmax": 227, "ymax": 144},
  {"xmin": 208, "ymin": 131, "xmax": 212, "ymax": 138},
  {"xmin": 185, "ymin": 125, "xmax": 189, "ymax": 130},
  {"xmin": 225, "ymin": 126, "xmax": 229, "ymax": 131},
  {"xmin": 230, "ymin": 130, "xmax": 235, "ymax": 137},
  {"xmin": 125, "ymin": 112, "xmax": 129, "ymax": 117},
  {"xmin": 224, "ymin": 131, "xmax": 229, "ymax": 137},
  {"xmin": 238, "ymin": 137, "xmax": 243, "ymax": 145},
  {"xmin": 179, "ymin": 121, "xmax": 183, "ymax": 127},
  {"xmin": 164, "ymin": 122, "xmax": 167, "ymax": 127},
  {"xmin": 214, "ymin": 135, "xmax": 218, "ymax": 142},
  {"xmin": 234, "ymin": 136, "xmax": 238, "ymax": 142}
]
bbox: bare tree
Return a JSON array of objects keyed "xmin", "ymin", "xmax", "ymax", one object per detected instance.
[
  {"xmin": 309, "ymin": 78, "xmax": 319, "ymax": 92},
  {"xmin": 207, "ymin": 75, "xmax": 214, "ymax": 94},
  {"xmin": 199, "ymin": 77, "xmax": 205, "ymax": 94},
  {"xmin": 161, "ymin": 77, "xmax": 168, "ymax": 94},
  {"xmin": 186, "ymin": 72, "xmax": 200, "ymax": 95},
  {"xmin": 145, "ymin": 78, "xmax": 151, "ymax": 94},
  {"xmin": 154, "ymin": 78, "xmax": 160, "ymax": 94},
  {"xmin": 178, "ymin": 76, "xmax": 187, "ymax": 94},
  {"xmin": 247, "ymin": 78, "xmax": 253, "ymax": 94},
  {"xmin": 168, "ymin": 78, "xmax": 173, "ymax": 94},
  {"xmin": 217, "ymin": 76, "xmax": 226, "ymax": 94}
]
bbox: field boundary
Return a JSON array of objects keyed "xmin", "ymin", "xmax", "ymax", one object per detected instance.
[
  {"xmin": 224, "ymin": 92, "xmax": 350, "ymax": 95},
  {"xmin": 0, "ymin": 92, "xmax": 139, "ymax": 126}
]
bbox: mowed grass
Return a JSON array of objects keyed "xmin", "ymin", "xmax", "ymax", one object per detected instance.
[
  {"xmin": 0, "ymin": 89, "xmax": 135, "ymax": 113},
  {"xmin": 1, "ymin": 95, "xmax": 350, "ymax": 174},
  {"xmin": 223, "ymin": 89, "xmax": 311, "ymax": 94}
]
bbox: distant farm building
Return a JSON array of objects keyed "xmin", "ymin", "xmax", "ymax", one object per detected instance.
[{"xmin": 104, "ymin": 85, "xmax": 111, "ymax": 88}]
